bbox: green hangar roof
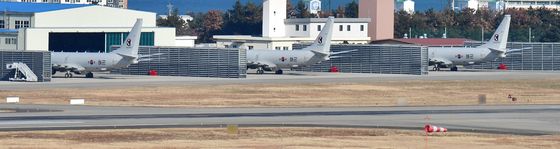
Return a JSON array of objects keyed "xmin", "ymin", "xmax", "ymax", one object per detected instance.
[{"xmin": 0, "ymin": 2, "xmax": 92, "ymax": 13}]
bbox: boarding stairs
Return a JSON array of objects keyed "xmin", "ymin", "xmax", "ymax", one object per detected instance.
[{"xmin": 6, "ymin": 62, "xmax": 38, "ymax": 82}]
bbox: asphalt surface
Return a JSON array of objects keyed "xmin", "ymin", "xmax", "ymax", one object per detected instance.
[
  {"xmin": 1, "ymin": 71, "xmax": 559, "ymax": 135},
  {"xmin": 1, "ymin": 70, "xmax": 559, "ymax": 90},
  {"xmin": 0, "ymin": 104, "xmax": 558, "ymax": 135}
]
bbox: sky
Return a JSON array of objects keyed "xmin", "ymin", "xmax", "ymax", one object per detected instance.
[{"xmin": 128, "ymin": 0, "xmax": 452, "ymax": 15}]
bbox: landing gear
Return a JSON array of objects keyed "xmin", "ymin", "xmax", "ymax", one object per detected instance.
[
  {"xmin": 275, "ymin": 69, "xmax": 283, "ymax": 74},
  {"xmin": 432, "ymin": 64, "xmax": 441, "ymax": 71},
  {"xmin": 256, "ymin": 68, "xmax": 265, "ymax": 74},
  {"xmin": 85, "ymin": 72, "xmax": 94, "ymax": 78},
  {"xmin": 450, "ymin": 66, "xmax": 459, "ymax": 71},
  {"xmin": 64, "ymin": 71, "xmax": 73, "ymax": 78}
]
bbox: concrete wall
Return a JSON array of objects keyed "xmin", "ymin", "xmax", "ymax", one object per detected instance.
[
  {"xmin": 0, "ymin": 34, "xmax": 18, "ymax": 50},
  {"xmin": 359, "ymin": 0, "xmax": 394, "ymax": 41},
  {"xmin": 285, "ymin": 22, "xmax": 369, "ymax": 39},
  {"xmin": 0, "ymin": 14, "xmax": 33, "ymax": 29},
  {"xmin": 262, "ymin": 0, "xmax": 287, "ymax": 37},
  {"xmin": 34, "ymin": 6, "xmax": 156, "ymax": 28}
]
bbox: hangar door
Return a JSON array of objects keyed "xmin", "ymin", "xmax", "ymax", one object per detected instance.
[
  {"xmin": 106, "ymin": 32, "xmax": 155, "ymax": 53},
  {"xmin": 49, "ymin": 32, "xmax": 155, "ymax": 53},
  {"xmin": 49, "ymin": 33, "xmax": 105, "ymax": 52}
]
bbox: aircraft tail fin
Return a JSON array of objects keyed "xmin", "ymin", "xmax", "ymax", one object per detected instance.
[
  {"xmin": 301, "ymin": 16, "xmax": 335, "ymax": 54},
  {"xmin": 111, "ymin": 18, "xmax": 143, "ymax": 58},
  {"xmin": 478, "ymin": 15, "xmax": 511, "ymax": 52}
]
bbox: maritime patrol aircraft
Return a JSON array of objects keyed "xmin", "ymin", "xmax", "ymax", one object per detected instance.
[
  {"xmin": 52, "ymin": 19, "xmax": 151, "ymax": 78},
  {"xmin": 429, "ymin": 15, "xmax": 513, "ymax": 71},
  {"xmin": 247, "ymin": 17, "xmax": 350, "ymax": 74}
]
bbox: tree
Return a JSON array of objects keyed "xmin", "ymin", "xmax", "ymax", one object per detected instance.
[
  {"xmin": 344, "ymin": 0, "xmax": 359, "ymax": 18},
  {"xmin": 199, "ymin": 10, "xmax": 224, "ymax": 42},
  {"xmin": 295, "ymin": 0, "xmax": 311, "ymax": 18},
  {"xmin": 156, "ymin": 8, "xmax": 189, "ymax": 35},
  {"xmin": 334, "ymin": 6, "xmax": 345, "ymax": 18},
  {"xmin": 287, "ymin": 0, "xmax": 296, "ymax": 18},
  {"xmin": 393, "ymin": 7, "xmax": 560, "ymax": 42}
]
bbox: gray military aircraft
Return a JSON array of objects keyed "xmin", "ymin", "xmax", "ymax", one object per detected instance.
[
  {"xmin": 52, "ymin": 19, "xmax": 145, "ymax": 78},
  {"xmin": 247, "ymin": 17, "xmax": 347, "ymax": 74},
  {"xmin": 430, "ymin": 15, "xmax": 512, "ymax": 71}
]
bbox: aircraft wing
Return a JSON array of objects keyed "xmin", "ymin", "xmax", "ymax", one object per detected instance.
[
  {"xmin": 430, "ymin": 58, "xmax": 453, "ymax": 66},
  {"xmin": 53, "ymin": 63, "xmax": 86, "ymax": 72}
]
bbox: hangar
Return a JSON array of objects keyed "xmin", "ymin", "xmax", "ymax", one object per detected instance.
[{"xmin": 0, "ymin": 2, "xmax": 176, "ymax": 52}]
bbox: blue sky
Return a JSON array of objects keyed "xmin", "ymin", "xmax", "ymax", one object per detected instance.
[{"xmin": 128, "ymin": 0, "xmax": 450, "ymax": 15}]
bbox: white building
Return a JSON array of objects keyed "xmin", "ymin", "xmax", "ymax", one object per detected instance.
[
  {"xmin": 499, "ymin": 0, "xmax": 560, "ymax": 10},
  {"xmin": 467, "ymin": 0, "xmax": 480, "ymax": 11},
  {"xmin": 401, "ymin": 0, "xmax": 415, "ymax": 14},
  {"xmin": 214, "ymin": 0, "xmax": 370, "ymax": 51},
  {"xmin": 175, "ymin": 36, "xmax": 197, "ymax": 47},
  {"xmin": 0, "ymin": 0, "xmax": 128, "ymax": 8},
  {"xmin": 0, "ymin": 2, "xmax": 176, "ymax": 52}
]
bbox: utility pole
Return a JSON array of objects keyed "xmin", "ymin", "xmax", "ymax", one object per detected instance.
[
  {"xmin": 529, "ymin": 27, "xmax": 532, "ymax": 43},
  {"xmin": 481, "ymin": 27, "xmax": 484, "ymax": 43},
  {"xmin": 409, "ymin": 27, "xmax": 412, "ymax": 39}
]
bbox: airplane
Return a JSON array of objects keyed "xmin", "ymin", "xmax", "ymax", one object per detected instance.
[
  {"xmin": 429, "ymin": 15, "xmax": 512, "ymax": 71},
  {"xmin": 247, "ymin": 16, "xmax": 349, "ymax": 74},
  {"xmin": 52, "ymin": 19, "xmax": 148, "ymax": 78}
]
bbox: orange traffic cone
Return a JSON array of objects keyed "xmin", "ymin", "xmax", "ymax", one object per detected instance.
[{"xmin": 425, "ymin": 125, "xmax": 448, "ymax": 133}]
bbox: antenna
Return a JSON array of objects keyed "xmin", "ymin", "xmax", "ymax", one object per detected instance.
[{"xmin": 166, "ymin": 2, "xmax": 174, "ymax": 16}]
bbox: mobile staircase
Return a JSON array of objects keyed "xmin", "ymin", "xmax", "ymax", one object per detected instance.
[{"xmin": 6, "ymin": 62, "xmax": 38, "ymax": 82}]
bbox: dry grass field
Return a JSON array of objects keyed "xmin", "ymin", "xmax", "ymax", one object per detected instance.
[
  {"xmin": 0, "ymin": 127, "xmax": 558, "ymax": 149},
  {"xmin": 1, "ymin": 79, "xmax": 560, "ymax": 107}
]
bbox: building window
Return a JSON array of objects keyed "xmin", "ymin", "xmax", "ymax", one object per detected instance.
[
  {"xmin": 5, "ymin": 38, "xmax": 17, "ymax": 45},
  {"xmin": 0, "ymin": 20, "xmax": 4, "ymax": 29},
  {"xmin": 339, "ymin": 25, "xmax": 343, "ymax": 31},
  {"xmin": 303, "ymin": 25, "xmax": 307, "ymax": 31},
  {"xmin": 248, "ymin": 46, "xmax": 254, "ymax": 50},
  {"xmin": 347, "ymin": 25, "xmax": 351, "ymax": 31},
  {"xmin": 224, "ymin": 45, "xmax": 230, "ymax": 48},
  {"xmin": 360, "ymin": 25, "xmax": 364, "ymax": 31},
  {"xmin": 275, "ymin": 47, "xmax": 281, "ymax": 50},
  {"xmin": 283, "ymin": 47, "xmax": 289, "ymax": 50},
  {"xmin": 15, "ymin": 20, "xmax": 30, "ymax": 29},
  {"xmin": 296, "ymin": 25, "xmax": 300, "ymax": 31},
  {"xmin": 317, "ymin": 25, "xmax": 322, "ymax": 31}
]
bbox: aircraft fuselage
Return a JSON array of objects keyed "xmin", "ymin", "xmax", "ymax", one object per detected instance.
[{"xmin": 428, "ymin": 47, "xmax": 502, "ymax": 66}]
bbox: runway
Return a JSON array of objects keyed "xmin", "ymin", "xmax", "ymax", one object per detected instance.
[
  {"xmin": 0, "ymin": 104, "xmax": 559, "ymax": 135},
  {"xmin": 1, "ymin": 71, "xmax": 560, "ymax": 90}
]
